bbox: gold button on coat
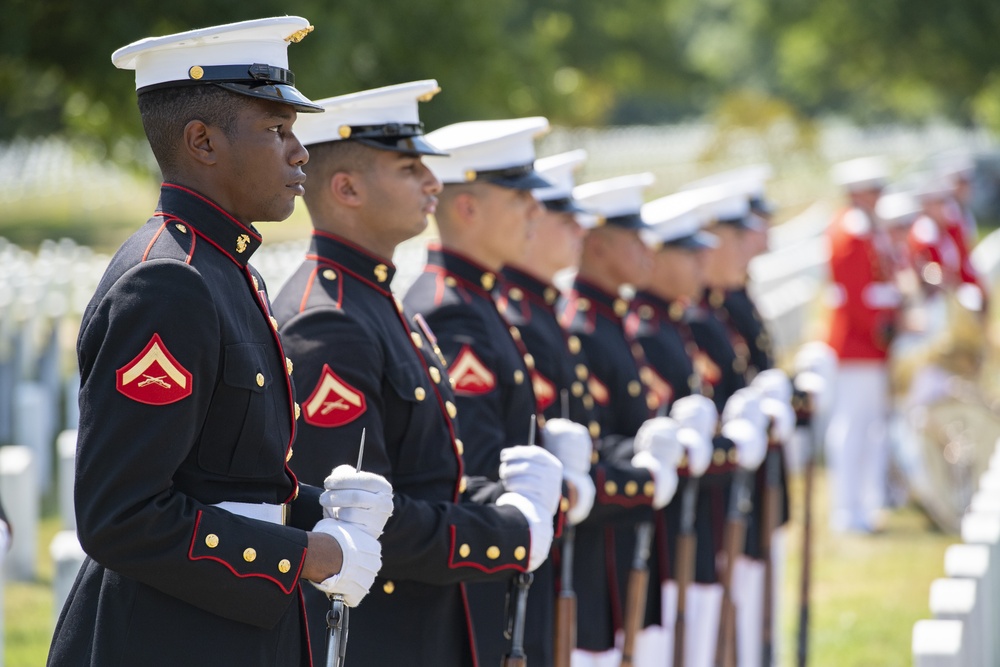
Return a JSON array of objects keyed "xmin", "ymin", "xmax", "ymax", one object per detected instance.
[
  {"xmin": 568, "ymin": 336, "xmax": 581, "ymax": 354},
  {"xmin": 455, "ymin": 439, "xmax": 464, "ymax": 455},
  {"xmin": 459, "ymin": 477, "xmax": 468, "ymax": 493},
  {"xmin": 514, "ymin": 546, "xmax": 526, "ymax": 561},
  {"xmin": 459, "ymin": 544, "xmax": 471, "ymax": 558},
  {"xmin": 243, "ymin": 548, "xmax": 257, "ymax": 562},
  {"xmin": 571, "ymin": 382, "xmax": 584, "ymax": 397},
  {"xmin": 414, "ymin": 387, "xmax": 426, "ymax": 401},
  {"xmin": 285, "ymin": 358, "xmax": 293, "ymax": 375},
  {"xmin": 513, "ymin": 370, "xmax": 525, "ymax": 385},
  {"xmin": 509, "ymin": 327, "xmax": 521, "ymax": 341},
  {"xmin": 286, "ymin": 448, "xmax": 293, "ymax": 462},
  {"xmin": 269, "ymin": 316, "xmax": 278, "ymax": 330},
  {"xmin": 430, "ymin": 367, "xmax": 441, "ymax": 383},
  {"xmin": 176, "ymin": 223, "xmax": 188, "ymax": 234},
  {"xmin": 713, "ymin": 449, "xmax": 726, "ymax": 465},
  {"xmin": 383, "ymin": 581, "xmax": 395, "ymax": 594},
  {"xmin": 255, "ymin": 373, "xmax": 265, "ymax": 387},
  {"xmin": 205, "ymin": 534, "xmax": 219, "ymax": 548},
  {"xmin": 583, "ymin": 396, "xmax": 594, "ymax": 410},
  {"xmin": 589, "ymin": 422, "xmax": 600, "ymax": 438},
  {"xmin": 445, "ymin": 276, "xmax": 457, "ymax": 287},
  {"xmin": 322, "ymin": 269, "xmax": 337, "ymax": 280},
  {"xmin": 627, "ymin": 380, "xmax": 641, "ymax": 397},
  {"xmin": 644, "ymin": 481, "xmax": 656, "ymax": 497},
  {"xmin": 523, "ymin": 354, "xmax": 535, "ymax": 370},
  {"xmin": 486, "ymin": 546, "xmax": 500, "ymax": 560},
  {"xmin": 605, "ymin": 481, "xmax": 618, "ymax": 495},
  {"xmin": 575, "ymin": 364, "xmax": 588, "ymax": 380},
  {"xmin": 411, "ymin": 332, "xmax": 423, "ymax": 348},
  {"xmin": 278, "ymin": 559, "xmax": 291, "ymax": 574},
  {"xmin": 625, "ymin": 480, "xmax": 638, "ymax": 497},
  {"xmin": 446, "ymin": 401, "xmax": 457, "ymax": 418},
  {"xmin": 294, "ymin": 403, "xmax": 301, "ymax": 420}
]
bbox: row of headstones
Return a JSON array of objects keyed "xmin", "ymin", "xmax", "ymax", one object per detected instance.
[{"xmin": 912, "ymin": 442, "xmax": 1000, "ymax": 666}]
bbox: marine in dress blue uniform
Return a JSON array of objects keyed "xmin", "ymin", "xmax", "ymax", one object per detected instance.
[
  {"xmin": 271, "ymin": 81, "xmax": 541, "ymax": 667},
  {"xmin": 559, "ymin": 174, "xmax": 670, "ymax": 658},
  {"xmin": 46, "ymin": 19, "xmax": 391, "ymax": 667},
  {"xmin": 405, "ymin": 118, "xmax": 566, "ymax": 666}
]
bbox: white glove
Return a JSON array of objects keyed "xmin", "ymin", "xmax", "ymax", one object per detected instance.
[
  {"xmin": 320, "ymin": 465, "xmax": 394, "ymax": 539},
  {"xmin": 310, "ymin": 518, "xmax": 383, "ymax": 607},
  {"xmin": 632, "ymin": 417, "xmax": 684, "ymax": 508},
  {"xmin": 760, "ymin": 397, "xmax": 796, "ymax": 444},
  {"xmin": 752, "ymin": 369, "xmax": 792, "ymax": 403},
  {"xmin": 722, "ymin": 388, "xmax": 768, "ymax": 471},
  {"xmin": 0, "ymin": 520, "xmax": 8, "ymax": 554},
  {"xmin": 669, "ymin": 394, "xmax": 718, "ymax": 442},
  {"xmin": 793, "ymin": 342, "xmax": 837, "ymax": 412},
  {"xmin": 497, "ymin": 445, "xmax": 564, "ymax": 570},
  {"xmin": 563, "ymin": 469, "xmax": 596, "ymax": 526},
  {"xmin": 542, "ymin": 418, "xmax": 593, "ymax": 477},
  {"xmin": 675, "ymin": 426, "xmax": 713, "ymax": 477}
]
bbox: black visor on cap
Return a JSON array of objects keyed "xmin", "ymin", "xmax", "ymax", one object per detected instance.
[
  {"xmin": 665, "ymin": 231, "xmax": 718, "ymax": 250},
  {"xmin": 215, "ymin": 81, "xmax": 323, "ymax": 113},
  {"xmin": 715, "ymin": 215, "xmax": 757, "ymax": 230},
  {"xmin": 750, "ymin": 196, "xmax": 775, "ymax": 217},
  {"xmin": 603, "ymin": 212, "xmax": 649, "ymax": 230},
  {"xmin": 345, "ymin": 123, "xmax": 447, "ymax": 156},
  {"xmin": 542, "ymin": 197, "xmax": 588, "ymax": 214},
  {"xmin": 471, "ymin": 163, "xmax": 553, "ymax": 191}
]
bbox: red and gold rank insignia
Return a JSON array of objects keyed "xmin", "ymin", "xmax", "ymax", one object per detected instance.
[
  {"xmin": 448, "ymin": 345, "xmax": 496, "ymax": 396},
  {"xmin": 532, "ymin": 370, "xmax": 557, "ymax": 413},
  {"xmin": 587, "ymin": 375, "xmax": 611, "ymax": 407},
  {"xmin": 116, "ymin": 334, "xmax": 193, "ymax": 405},
  {"xmin": 303, "ymin": 364, "xmax": 367, "ymax": 428},
  {"xmin": 642, "ymin": 366, "xmax": 673, "ymax": 408},
  {"xmin": 693, "ymin": 351, "xmax": 722, "ymax": 386}
]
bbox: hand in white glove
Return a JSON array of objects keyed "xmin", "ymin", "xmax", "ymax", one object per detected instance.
[
  {"xmin": 632, "ymin": 417, "xmax": 684, "ymax": 508},
  {"xmin": 320, "ymin": 465, "xmax": 394, "ymax": 539},
  {"xmin": 794, "ymin": 342, "xmax": 837, "ymax": 412},
  {"xmin": 497, "ymin": 445, "xmax": 564, "ymax": 570},
  {"xmin": 542, "ymin": 418, "xmax": 593, "ymax": 477},
  {"xmin": 675, "ymin": 426, "xmax": 713, "ymax": 477},
  {"xmin": 310, "ymin": 518, "xmax": 383, "ymax": 607},
  {"xmin": 760, "ymin": 397, "xmax": 796, "ymax": 444},
  {"xmin": 669, "ymin": 394, "xmax": 718, "ymax": 442},
  {"xmin": 752, "ymin": 369, "xmax": 793, "ymax": 403},
  {"xmin": 563, "ymin": 469, "xmax": 596, "ymax": 526},
  {"xmin": 722, "ymin": 388, "xmax": 767, "ymax": 471}
]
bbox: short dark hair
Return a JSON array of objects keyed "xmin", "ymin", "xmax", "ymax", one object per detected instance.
[
  {"xmin": 137, "ymin": 85, "xmax": 253, "ymax": 175},
  {"xmin": 301, "ymin": 140, "xmax": 377, "ymax": 212}
]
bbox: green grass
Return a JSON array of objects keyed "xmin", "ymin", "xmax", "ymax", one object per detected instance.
[{"xmin": 4, "ymin": 472, "xmax": 953, "ymax": 666}]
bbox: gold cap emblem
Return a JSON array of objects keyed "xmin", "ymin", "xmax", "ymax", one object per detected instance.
[
  {"xmin": 285, "ymin": 25, "xmax": 315, "ymax": 43},
  {"xmin": 465, "ymin": 170, "xmax": 477, "ymax": 182},
  {"xmin": 188, "ymin": 66, "xmax": 204, "ymax": 80},
  {"xmin": 374, "ymin": 264, "xmax": 389, "ymax": 283},
  {"xmin": 338, "ymin": 125, "xmax": 353, "ymax": 139},
  {"xmin": 481, "ymin": 272, "xmax": 496, "ymax": 290}
]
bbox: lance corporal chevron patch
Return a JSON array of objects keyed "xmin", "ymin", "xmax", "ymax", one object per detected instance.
[
  {"xmin": 303, "ymin": 364, "xmax": 367, "ymax": 427},
  {"xmin": 116, "ymin": 333, "xmax": 193, "ymax": 405},
  {"xmin": 448, "ymin": 345, "xmax": 496, "ymax": 396},
  {"xmin": 531, "ymin": 370, "xmax": 557, "ymax": 413}
]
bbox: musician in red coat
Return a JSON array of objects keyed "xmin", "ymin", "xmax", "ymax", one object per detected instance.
[{"xmin": 824, "ymin": 157, "xmax": 901, "ymax": 533}]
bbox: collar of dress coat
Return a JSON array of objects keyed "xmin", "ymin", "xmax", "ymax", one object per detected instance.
[
  {"xmin": 501, "ymin": 266, "xmax": 560, "ymax": 308},
  {"xmin": 571, "ymin": 276, "xmax": 629, "ymax": 322},
  {"xmin": 309, "ymin": 230, "xmax": 397, "ymax": 289},
  {"xmin": 631, "ymin": 290, "xmax": 691, "ymax": 322},
  {"xmin": 425, "ymin": 244, "xmax": 501, "ymax": 295},
  {"xmin": 155, "ymin": 183, "xmax": 263, "ymax": 266}
]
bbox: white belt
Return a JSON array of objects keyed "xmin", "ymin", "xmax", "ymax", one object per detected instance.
[{"xmin": 213, "ymin": 501, "xmax": 288, "ymax": 525}]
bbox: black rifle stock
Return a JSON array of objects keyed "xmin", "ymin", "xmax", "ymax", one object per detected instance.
[{"xmin": 554, "ymin": 524, "xmax": 577, "ymax": 667}]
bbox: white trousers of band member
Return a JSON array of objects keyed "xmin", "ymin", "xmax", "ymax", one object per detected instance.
[
  {"xmin": 655, "ymin": 581, "xmax": 723, "ymax": 667},
  {"xmin": 572, "ymin": 648, "xmax": 620, "ymax": 667},
  {"xmin": 824, "ymin": 361, "xmax": 889, "ymax": 532}
]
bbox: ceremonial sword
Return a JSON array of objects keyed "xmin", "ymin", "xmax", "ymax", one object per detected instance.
[{"xmin": 327, "ymin": 428, "xmax": 365, "ymax": 667}]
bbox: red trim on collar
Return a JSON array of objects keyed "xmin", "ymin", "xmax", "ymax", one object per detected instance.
[
  {"xmin": 311, "ymin": 230, "xmax": 396, "ymax": 270},
  {"xmin": 161, "ymin": 183, "xmax": 261, "ymax": 241}
]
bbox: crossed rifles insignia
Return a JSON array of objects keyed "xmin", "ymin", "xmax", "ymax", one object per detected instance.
[
  {"xmin": 116, "ymin": 334, "xmax": 193, "ymax": 405},
  {"xmin": 303, "ymin": 364, "xmax": 367, "ymax": 427}
]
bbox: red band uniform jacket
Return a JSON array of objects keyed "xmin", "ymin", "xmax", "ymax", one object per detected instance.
[
  {"xmin": 48, "ymin": 184, "xmax": 324, "ymax": 667},
  {"xmin": 272, "ymin": 232, "xmax": 533, "ymax": 667}
]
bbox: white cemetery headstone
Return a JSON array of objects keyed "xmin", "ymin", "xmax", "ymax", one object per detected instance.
[
  {"xmin": 50, "ymin": 530, "xmax": 86, "ymax": 626},
  {"xmin": 912, "ymin": 619, "xmax": 964, "ymax": 667},
  {"xmin": 13, "ymin": 381, "xmax": 53, "ymax": 494},
  {"xmin": 944, "ymin": 544, "xmax": 994, "ymax": 667},
  {"xmin": 64, "ymin": 371, "xmax": 80, "ymax": 431},
  {"xmin": 929, "ymin": 578, "xmax": 979, "ymax": 667},
  {"xmin": 57, "ymin": 430, "xmax": 77, "ymax": 530},
  {"xmin": 0, "ymin": 445, "xmax": 38, "ymax": 580}
]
